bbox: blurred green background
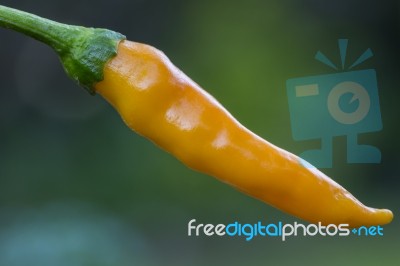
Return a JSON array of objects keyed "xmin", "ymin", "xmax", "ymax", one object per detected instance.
[{"xmin": 0, "ymin": 0, "xmax": 399, "ymax": 265}]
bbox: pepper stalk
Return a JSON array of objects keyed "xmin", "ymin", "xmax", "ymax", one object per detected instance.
[{"xmin": 0, "ymin": 4, "xmax": 125, "ymax": 94}]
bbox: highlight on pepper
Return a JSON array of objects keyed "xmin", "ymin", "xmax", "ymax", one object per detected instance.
[{"xmin": 0, "ymin": 4, "xmax": 393, "ymax": 227}]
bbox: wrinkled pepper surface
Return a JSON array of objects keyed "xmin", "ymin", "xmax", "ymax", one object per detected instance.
[{"xmin": 0, "ymin": 5, "xmax": 393, "ymax": 227}]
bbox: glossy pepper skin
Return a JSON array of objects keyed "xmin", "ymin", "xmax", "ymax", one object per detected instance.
[
  {"xmin": 95, "ymin": 41, "xmax": 392, "ymax": 227},
  {"xmin": 0, "ymin": 5, "xmax": 393, "ymax": 227}
]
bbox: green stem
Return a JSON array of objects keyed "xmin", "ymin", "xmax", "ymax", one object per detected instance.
[
  {"xmin": 0, "ymin": 5, "xmax": 125, "ymax": 94},
  {"xmin": 0, "ymin": 5, "xmax": 71, "ymax": 53}
]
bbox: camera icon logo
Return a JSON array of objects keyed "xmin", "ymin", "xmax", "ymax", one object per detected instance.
[{"xmin": 286, "ymin": 39, "xmax": 382, "ymax": 168}]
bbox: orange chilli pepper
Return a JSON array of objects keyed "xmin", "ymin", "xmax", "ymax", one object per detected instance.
[{"xmin": 0, "ymin": 5, "xmax": 393, "ymax": 227}]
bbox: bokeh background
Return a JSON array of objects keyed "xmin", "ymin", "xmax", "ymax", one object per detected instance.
[{"xmin": 0, "ymin": 0, "xmax": 399, "ymax": 265}]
